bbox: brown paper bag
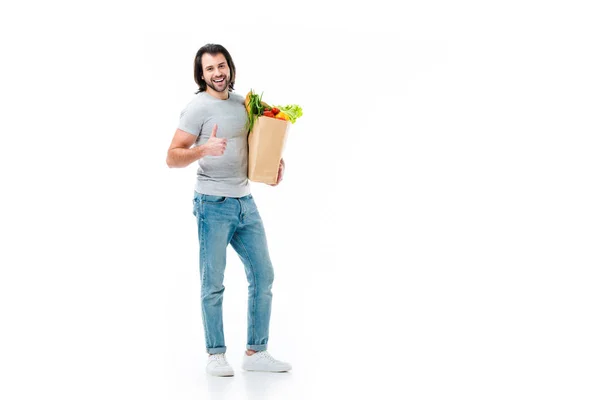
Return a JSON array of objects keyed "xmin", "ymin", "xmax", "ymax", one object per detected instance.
[{"xmin": 247, "ymin": 116, "xmax": 290, "ymax": 184}]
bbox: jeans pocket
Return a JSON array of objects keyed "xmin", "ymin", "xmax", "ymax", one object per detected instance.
[
  {"xmin": 201, "ymin": 194, "xmax": 227, "ymax": 204},
  {"xmin": 192, "ymin": 192, "xmax": 201, "ymax": 217}
]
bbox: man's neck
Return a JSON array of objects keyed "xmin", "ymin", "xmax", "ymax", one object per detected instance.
[{"xmin": 206, "ymin": 87, "xmax": 229, "ymax": 100}]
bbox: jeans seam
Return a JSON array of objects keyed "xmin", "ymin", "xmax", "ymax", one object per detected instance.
[
  {"xmin": 199, "ymin": 212, "xmax": 210, "ymax": 349},
  {"xmin": 234, "ymin": 233, "xmax": 258, "ymax": 346}
]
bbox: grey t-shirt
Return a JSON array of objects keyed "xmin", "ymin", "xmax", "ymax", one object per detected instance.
[{"xmin": 178, "ymin": 91, "xmax": 250, "ymax": 198}]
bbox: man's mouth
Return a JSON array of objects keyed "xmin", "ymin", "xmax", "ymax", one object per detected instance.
[{"xmin": 213, "ymin": 77, "xmax": 225, "ymax": 83}]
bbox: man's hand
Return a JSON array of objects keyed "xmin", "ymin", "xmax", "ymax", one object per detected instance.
[
  {"xmin": 269, "ymin": 158, "xmax": 285, "ymax": 187},
  {"xmin": 202, "ymin": 124, "xmax": 227, "ymax": 156}
]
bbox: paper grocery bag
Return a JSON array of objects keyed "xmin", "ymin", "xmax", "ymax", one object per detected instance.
[{"xmin": 247, "ymin": 116, "xmax": 290, "ymax": 184}]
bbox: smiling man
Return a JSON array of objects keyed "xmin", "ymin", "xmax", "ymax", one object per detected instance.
[{"xmin": 166, "ymin": 44, "xmax": 290, "ymax": 377}]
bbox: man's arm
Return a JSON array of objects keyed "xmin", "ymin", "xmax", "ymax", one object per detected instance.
[{"xmin": 166, "ymin": 126, "xmax": 226, "ymax": 168}]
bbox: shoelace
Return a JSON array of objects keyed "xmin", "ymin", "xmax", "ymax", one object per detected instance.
[
  {"xmin": 210, "ymin": 353, "xmax": 228, "ymax": 366},
  {"xmin": 256, "ymin": 351, "xmax": 278, "ymax": 363}
]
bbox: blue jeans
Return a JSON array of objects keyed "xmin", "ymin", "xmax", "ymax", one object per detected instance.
[{"xmin": 192, "ymin": 192, "xmax": 274, "ymax": 354}]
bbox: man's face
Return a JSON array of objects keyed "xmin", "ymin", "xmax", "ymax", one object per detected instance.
[{"xmin": 201, "ymin": 53, "xmax": 230, "ymax": 93}]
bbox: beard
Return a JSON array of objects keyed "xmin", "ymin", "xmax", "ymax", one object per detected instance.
[{"xmin": 206, "ymin": 75, "xmax": 230, "ymax": 92}]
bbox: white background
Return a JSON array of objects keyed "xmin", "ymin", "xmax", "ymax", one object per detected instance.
[{"xmin": 1, "ymin": 1, "xmax": 599, "ymax": 399}]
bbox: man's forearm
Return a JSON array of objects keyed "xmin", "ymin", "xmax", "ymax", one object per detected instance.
[{"xmin": 166, "ymin": 145, "xmax": 205, "ymax": 168}]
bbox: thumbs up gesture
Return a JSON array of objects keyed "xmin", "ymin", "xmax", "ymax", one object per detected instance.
[{"xmin": 203, "ymin": 124, "xmax": 227, "ymax": 156}]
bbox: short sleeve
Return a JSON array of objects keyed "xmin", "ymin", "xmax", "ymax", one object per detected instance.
[{"xmin": 178, "ymin": 101, "xmax": 205, "ymax": 136}]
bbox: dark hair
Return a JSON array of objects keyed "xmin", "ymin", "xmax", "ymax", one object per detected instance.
[{"xmin": 193, "ymin": 44, "xmax": 236, "ymax": 94}]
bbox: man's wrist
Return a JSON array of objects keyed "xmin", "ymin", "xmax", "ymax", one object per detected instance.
[{"xmin": 195, "ymin": 145, "xmax": 205, "ymax": 160}]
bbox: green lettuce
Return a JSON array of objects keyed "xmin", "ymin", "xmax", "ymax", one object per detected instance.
[{"xmin": 275, "ymin": 104, "xmax": 303, "ymax": 124}]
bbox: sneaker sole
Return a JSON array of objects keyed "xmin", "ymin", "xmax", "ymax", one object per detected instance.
[
  {"xmin": 242, "ymin": 366, "xmax": 291, "ymax": 373},
  {"xmin": 207, "ymin": 370, "xmax": 234, "ymax": 377}
]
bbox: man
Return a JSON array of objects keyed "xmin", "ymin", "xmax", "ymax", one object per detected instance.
[{"xmin": 166, "ymin": 43, "xmax": 291, "ymax": 377}]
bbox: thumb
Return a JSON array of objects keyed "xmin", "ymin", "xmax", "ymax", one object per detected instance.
[{"xmin": 210, "ymin": 124, "xmax": 218, "ymax": 138}]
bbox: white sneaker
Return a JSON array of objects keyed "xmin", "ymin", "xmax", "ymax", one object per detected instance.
[
  {"xmin": 206, "ymin": 353, "xmax": 234, "ymax": 377},
  {"xmin": 242, "ymin": 351, "xmax": 292, "ymax": 372}
]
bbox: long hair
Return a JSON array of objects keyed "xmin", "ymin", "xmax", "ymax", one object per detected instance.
[{"xmin": 193, "ymin": 44, "xmax": 236, "ymax": 94}]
